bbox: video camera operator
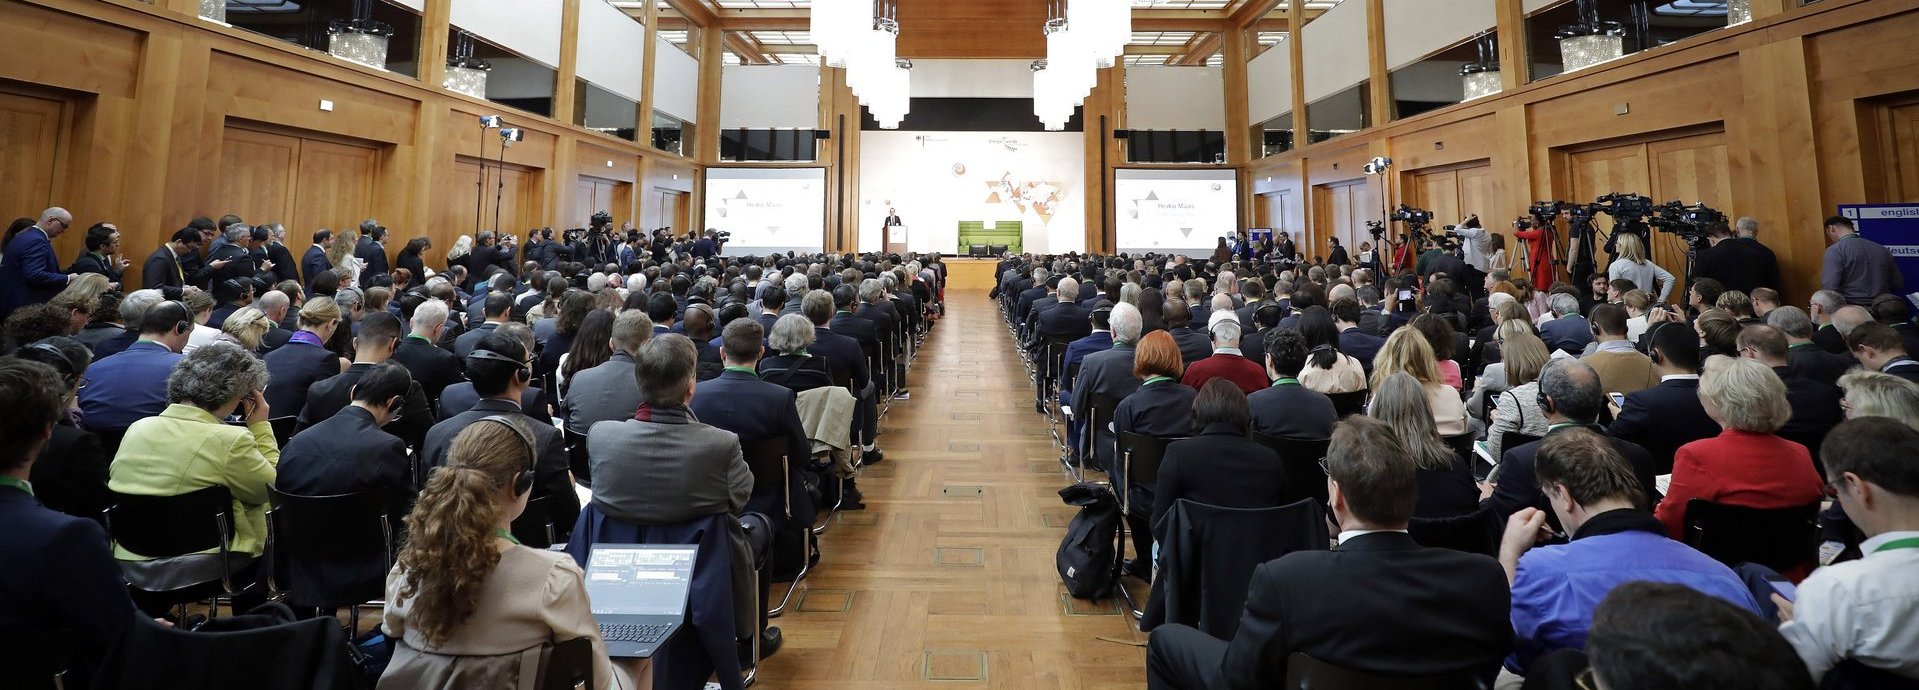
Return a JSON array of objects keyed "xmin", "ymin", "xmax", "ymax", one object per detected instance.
[
  {"xmin": 1693, "ymin": 217, "xmax": 1779, "ymax": 295},
  {"xmin": 1446, "ymin": 214, "xmax": 1496, "ymax": 301}
]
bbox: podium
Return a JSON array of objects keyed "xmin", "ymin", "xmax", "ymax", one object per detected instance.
[{"xmin": 885, "ymin": 225, "xmax": 909, "ymax": 255}]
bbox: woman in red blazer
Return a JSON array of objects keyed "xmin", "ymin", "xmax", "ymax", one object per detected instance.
[{"xmin": 1656, "ymin": 356, "xmax": 1825, "ymax": 539}]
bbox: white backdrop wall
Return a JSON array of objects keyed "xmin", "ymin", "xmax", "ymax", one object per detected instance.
[
  {"xmin": 653, "ymin": 38, "xmax": 700, "ymax": 122},
  {"xmin": 451, "ymin": 0, "xmax": 562, "ymax": 67},
  {"xmin": 1383, "ymin": 0, "xmax": 1496, "ymax": 70},
  {"xmin": 1125, "ymin": 66, "xmax": 1226, "ymax": 131},
  {"xmin": 576, "ymin": 0, "xmax": 647, "ymax": 102},
  {"xmin": 858, "ymin": 131, "xmax": 1085, "ymax": 255},
  {"xmin": 908, "ymin": 60, "xmax": 1036, "ymax": 99},
  {"xmin": 1301, "ymin": 0, "xmax": 1368, "ymax": 103},
  {"xmin": 720, "ymin": 66, "xmax": 821, "ymax": 129},
  {"xmin": 1247, "ymin": 38, "xmax": 1292, "ymax": 125}
]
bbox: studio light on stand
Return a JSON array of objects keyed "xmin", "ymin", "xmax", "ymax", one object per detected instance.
[
  {"xmin": 473, "ymin": 115, "xmax": 502, "ymax": 238},
  {"xmin": 445, "ymin": 31, "xmax": 492, "ymax": 99},
  {"xmin": 327, "ymin": 0, "xmax": 393, "ymax": 71},
  {"xmin": 492, "ymin": 127, "xmax": 524, "ymax": 240},
  {"xmin": 1364, "ymin": 156, "xmax": 1395, "ymax": 268},
  {"xmin": 1459, "ymin": 33, "xmax": 1501, "ymax": 101}
]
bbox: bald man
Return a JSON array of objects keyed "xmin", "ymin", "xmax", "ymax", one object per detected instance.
[{"xmin": 0, "ymin": 207, "xmax": 76, "ymax": 316}]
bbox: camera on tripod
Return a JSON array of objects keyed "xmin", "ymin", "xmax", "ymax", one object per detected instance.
[
  {"xmin": 1366, "ymin": 219, "xmax": 1387, "ymax": 240},
  {"xmin": 1650, "ymin": 201, "xmax": 1725, "ymax": 249},
  {"xmin": 1391, "ymin": 205, "xmax": 1435, "ymax": 229}
]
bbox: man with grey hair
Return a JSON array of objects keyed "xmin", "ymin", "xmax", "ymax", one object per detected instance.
[
  {"xmin": 0, "ymin": 207, "xmax": 75, "ymax": 317},
  {"xmin": 1071, "ymin": 302, "xmax": 1145, "ymax": 470},
  {"xmin": 779, "ymin": 273, "xmax": 809, "ymax": 315},
  {"xmin": 254, "ymin": 290, "xmax": 294, "ymax": 352},
  {"xmin": 392, "ymin": 298, "xmax": 463, "ymax": 402},
  {"xmin": 561, "ymin": 310, "xmax": 654, "ymax": 437},
  {"xmin": 1016, "ymin": 267, "xmax": 1052, "ymax": 322},
  {"xmin": 91, "ymin": 288, "xmax": 168, "ymax": 359},
  {"xmin": 857, "ymin": 277, "xmax": 904, "ymax": 398},
  {"xmin": 1181, "ymin": 319, "xmax": 1267, "ymax": 394},
  {"xmin": 1484, "ymin": 358, "xmax": 1660, "ymax": 525},
  {"xmin": 259, "ymin": 223, "xmax": 297, "ymax": 285},
  {"xmin": 204, "ymin": 223, "xmax": 262, "ymax": 289},
  {"xmin": 1766, "ymin": 306, "xmax": 1853, "ymax": 386},
  {"xmin": 1538, "ymin": 292, "xmax": 1593, "ymax": 355},
  {"xmin": 1808, "ymin": 289, "xmax": 1849, "ymax": 354}
]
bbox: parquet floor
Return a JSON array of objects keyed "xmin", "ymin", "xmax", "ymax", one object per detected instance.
[{"xmin": 754, "ymin": 290, "xmax": 1150, "ymax": 690}]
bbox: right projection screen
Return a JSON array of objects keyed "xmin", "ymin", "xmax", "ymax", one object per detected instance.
[{"xmin": 1114, "ymin": 168, "xmax": 1239, "ymax": 256}]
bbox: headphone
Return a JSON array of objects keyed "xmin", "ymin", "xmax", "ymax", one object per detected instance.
[
  {"xmin": 467, "ymin": 348, "xmax": 531, "ymax": 383},
  {"xmin": 1647, "ymin": 321, "xmax": 1676, "ymax": 366},
  {"xmin": 18, "ymin": 339, "xmax": 85, "ymax": 388},
  {"xmin": 153, "ymin": 300, "xmax": 193, "ymax": 336},
  {"xmin": 477, "ymin": 415, "xmax": 538, "ymax": 496}
]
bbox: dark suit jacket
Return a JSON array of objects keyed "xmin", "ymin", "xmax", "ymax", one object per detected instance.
[
  {"xmin": 421, "ymin": 398, "xmax": 577, "ymax": 538},
  {"xmin": 830, "ymin": 311, "xmax": 881, "ymax": 359},
  {"xmin": 391, "ymin": 335, "xmax": 465, "ymax": 404},
  {"xmin": 1216, "ymin": 532, "xmax": 1512, "ymax": 688},
  {"xmin": 1150, "ymin": 425, "xmax": 1287, "ymax": 536},
  {"xmin": 1338, "ymin": 328, "xmax": 1385, "ymax": 372},
  {"xmin": 1773, "ymin": 366, "xmax": 1843, "ymax": 462},
  {"xmin": 66, "ymin": 252, "xmax": 121, "ymax": 284},
  {"xmin": 1811, "ymin": 323, "xmax": 1847, "ymax": 354},
  {"xmin": 141, "ymin": 247, "xmax": 188, "ymax": 294},
  {"xmin": 300, "ymin": 245, "xmax": 331, "ymax": 289},
  {"xmin": 1015, "ymin": 286, "xmax": 1049, "ymax": 322},
  {"xmin": 856, "ymin": 303, "xmax": 898, "ymax": 353},
  {"xmin": 1539, "ymin": 315, "xmax": 1594, "ymax": 355},
  {"xmin": 452, "ymin": 321, "xmax": 502, "ymax": 358},
  {"xmin": 293, "ymin": 362, "xmax": 434, "ymax": 449},
  {"xmin": 1248, "ymin": 383, "xmax": 1337, "ymax": 440},
  {"xmin": 437, "ymin": 382, "xmax": 550, "ymax": 422},
  {"xmin": 1489, "ymin": 424, "xmax": 1660, "ymax": 529},
  {"xmin": 690, "ymin": 370, "xmax": 817, "ymax": 529},
  {"xmin": 1167, "ymin": 326, "xmax": 1214, "ymax": 365},
  {"xmin": 0, "ymin": 489, "xmax": 135, "ymax": 687},
  {"xmin": 354, "ymin": 237, "xmax": 389, "ymax": 287},
  {"xmin": 0, "ymin": 229, "xmax": 67, "ymax": 315},
  {"xmin": 204, "ymin": 242, "xmax": 257, "ymax": 289},
  {"xmin": 264, "ymin": 242, "xmax": 298, "ymax": 284},
  {"xmin": 277, "ymin": 406, "xmax": 415, "ymax": 526},
  {"xmin": 1113, "ymin": 381, "xmax": 1198, "ymax": 442},
  {"xmin": 29, "ymin": 423, "xmax": 111, "ymax": 524},
  {"xmin": 395, "ymin": 252, "xmax": 426, "ymax": 281},
  {"xmin": 1608, "ymin": 377, "xmax": 1717, "ymax": 474}
]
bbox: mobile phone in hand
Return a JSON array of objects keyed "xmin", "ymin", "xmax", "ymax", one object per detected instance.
[
  {"xmin": 1608, "ymin": 392, "xmax": 1625, "ymax": 407},
  {"xmin": 1768, "ymin": 579, "xmax": 1797, "ymax": 602}
]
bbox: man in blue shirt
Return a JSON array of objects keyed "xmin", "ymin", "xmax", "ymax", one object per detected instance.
[
  {"xmin": 77, "ymin": 300, "xmax": 192, "ymax": 436},
  {"xmin": 1499, "ymin": 428, "xmax": 1758, "ymax": 676}
]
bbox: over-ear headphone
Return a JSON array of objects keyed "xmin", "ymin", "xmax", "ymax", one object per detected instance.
[
  {"xmin": 468, "ymin": 348, "xmax": 531, "ymax": 382},
  {"xmin": 1536, "ymin": 388, "xmax": 1555, "ymax": 417},
  {"xmin": 477, "ymin": 415, "xmax": 537, "ymax": 496},
  {"xmin": 18, "ymin": 339, "xmax": 83, "ymax": 388},
  {"xmin": 153, "ymin": 300, "xmax": 193, "ymax": 335}
]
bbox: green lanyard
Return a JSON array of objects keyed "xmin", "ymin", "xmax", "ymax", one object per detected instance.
[
  {"xmin": 725, "ymin": 365, "xmax": 758, "ymax": 376},
  {"xmin": 1142, "ymin": 375, "xmax": 1174, "ymax": 386},
  {"xmin": 1272, "ymin": 377, "xmax": 1299, "ymax": 386},
  {"xmin": 0, "ymin": 476, "xmax": 31, "ymax": 497},
  {"xmin": 495, "ymin": 528, "xmax": 520, "ymax": 545},
  {"xmin": 1874, "ymin": 536, "xmax": 1919, "ymax": 554}
]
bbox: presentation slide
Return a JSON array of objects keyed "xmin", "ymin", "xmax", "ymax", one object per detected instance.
[
  {"xmin": 704, "ymin": 167, "xmax": 826, "ymax": 254},
  {"xmin": 1114, "ymin": 168, "xmax": 1239, "ymax": 256}
]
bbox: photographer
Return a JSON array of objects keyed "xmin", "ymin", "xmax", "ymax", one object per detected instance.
[
  {"xmin": 1693, "ymin": 218, "xmax": 1778, "ymax": 295},
  {"xmin": 1449, "ymin": 214, "xmax": 1496, "ymax": 300}
]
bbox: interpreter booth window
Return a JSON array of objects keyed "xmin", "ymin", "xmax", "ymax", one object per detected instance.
[
  {"xmin": 1256, "ymin": 112, "xmax": 1295, "ymax": 158},
  {"xmin": 1125, "ymin": 131, "xmax": 1228, "ymax": 165},
  {"xmin": 1526, "ymin": 0, "xmax": 1745, "ymax": 83},
  {"xmin": 1388, "ymin": 33, "xmax": 1499, "ymax": 121},
  {"xmin": 219, "ymin": 0, "xmax": 423, "ymax": 78},
  {"xmin": 719, "ymin": 130, "xmax": 822, "ymax": 163},
  {"xmin": 448, "ymin": 28, "xmax": 559, "ymax": 117},
  {"xmin": 1304, "ymin": 82, "xmax": 1369, "ymax": 145},
  {"xmin": 652, "ymin": 111, "xmax": 696, "ymax": 159},
  {"xmin": 576, "ymin": 81, "xmax": 640, "ymax": 142}
]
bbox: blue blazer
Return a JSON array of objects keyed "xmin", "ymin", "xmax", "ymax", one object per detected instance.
[
  {"xmin": 1338, "ymin": 327, "xmax": 1386, "ymax": 373},
  {"xmin": 77, "ymin": 341, "xmax": 183, "ymax": 434},
  {"xmin": 1538, "ymin": 316, "xmax": 1595, "ymax": 356},
  {"xmin": 690, "ymin": 370, "xmax": 817, "ymax": 528},
  {"xmin": 0, "ymin": 488, "xmax": 135, "ymax": 686},
  {"xmin": 565, "ymin": 507, "xmax": 744, "ymax": 690},
  {"xmin": 0, "ymin": 228, "xmax": 67, "ymax": 315}
]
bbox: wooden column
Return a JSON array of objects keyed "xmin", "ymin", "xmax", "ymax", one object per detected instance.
[
  {"xmin": 418, "ymin": 0, "xmax": 452, "ymax": 91},
  {"xmin": 1288, "ymin": 0, "xmax": 1307, "ymax": 143},
  {"xmin": 554, "ymin": 0, "xmax": 582, "ymax": 124},
  {"xmin": 636, "ymin": 0, "xmax": 660, "ymax": 229},
  {"xmin": 1495, "ymin": 0, "xmax": 1525, "ymax": 92},
  {"xmin": 1365, "ymin": 0, "xmax": 1390, "ymax": 125},
  {"xmin": 1733, "ymin": 36, "xmax": 1824, "ymax": 303},
  {"xmin": 1084, "ymin": 65, "xmax": 1122, "ymax": 254},
  {"xmin": 696, "ymin": 30, "xmax": 724, "ymax": 164},
  {"xmin": 1223, "ymin": 26, "xmax": 1252, "ymax": 165}
]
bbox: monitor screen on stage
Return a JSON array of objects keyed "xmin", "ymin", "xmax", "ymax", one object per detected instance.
[
  {"xmin": 704, "ymin": 167, "xmax": 826, "ymax": 255},
  {"xmin": 1114, "ymin": 168, "xmax": 1239, "ymax": 257}
]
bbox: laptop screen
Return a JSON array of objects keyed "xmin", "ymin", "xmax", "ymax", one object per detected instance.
[{"xmin": 584, "ymin": 546, "xmax": 697, "ymax": 617}]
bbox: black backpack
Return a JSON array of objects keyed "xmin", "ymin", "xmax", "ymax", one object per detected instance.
[{"xmin": 1056, "ymin": 482, "xmax": 1120, "ymax": 599}]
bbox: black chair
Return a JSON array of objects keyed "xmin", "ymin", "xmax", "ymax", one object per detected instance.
[
  {"xmin": 742, "ymin": 437, "xmax": 810, "ymax": 617},
  {"xmin": 1250, "ymin": 433, "xmax": 1332, "ymax": 508},
  {"xmin": 1115, "ymin": 431, "xmax": 1182, "ymax": 619},
  {"xmin": 1682, "ymin": 500, "xmax": 1820, "ymax": 573},
  {"xmin": 268, "ymin": 416, "xmax": 298, "ymax": 448},
  {"xmin": 540, "ymin": 637, "xmax": 597, "ymax": 690},
  {"xmin": 1078, "ymin": 393, "xmax": 1124, "ymax": 482},
  {"xmin": 1283, "ymin": 651, "xmax": 1490, "ymax": 690},
  {"xmin": 266, "ymin": 487, "xmax": 394, "ymax": 632},
  {"xmin": 1499, "ymin": 431, "xmax": 1542, "ymax": 458},
  {"xmin": 1409, "ymin": 506, "xmax": 1502, "ymax": 557},
  {"xmin": 103, "ymin": 486, "xmax": 247, "ymax": 619},
  {"xmin": 1823, "ymin": 660, "xmax": 1919, "ymax": 690},
  {"xmin": 563, "ymin": 426, "xmax": 593, "ymax": 487},
  {"xmin": 1039, "ymin": 336, "xmax": 1072, "ymax": 427},
  {"xmin": 511, "ymin": 494, "xmax": 557, "ymax": 549},
  {"xmin": 1143, "ymin": 499, "xmax": 1328, "ymax": 638},
  {"xmin": 1326, "ymin": 390, "xmax": 1367, "ymax": 418}
]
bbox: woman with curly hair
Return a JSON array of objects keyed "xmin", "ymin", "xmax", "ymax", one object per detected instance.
[{"xmin": 380, "ymin": 419, "xmax": 616, "ymax": 688}]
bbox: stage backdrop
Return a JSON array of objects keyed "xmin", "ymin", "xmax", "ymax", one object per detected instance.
[
  {"xmin": 859, "ymin": 130, "xmax": 1086, "ymax": 255},
  {"xmin": 704, "ymin": 167, "xmax": 827, "ymax": 255}
]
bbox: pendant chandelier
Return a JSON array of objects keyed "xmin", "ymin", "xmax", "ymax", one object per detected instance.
[
  {"xmin": 815, "ymin": 0, "xmax": 911, "ymax": 129},
  {"xmin": 1035, "ymin": 0, "xmax": 1128, "ymax": 130}
]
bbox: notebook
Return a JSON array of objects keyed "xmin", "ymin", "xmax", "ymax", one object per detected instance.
[{"xmin": 583, "ymin": 545, "xmax": 697, "ymax": 658}]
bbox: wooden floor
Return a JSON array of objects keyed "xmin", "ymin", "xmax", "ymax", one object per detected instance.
[{"xmin": 755, "ymin": 290, "xmax": 1149, "ymax": 690}]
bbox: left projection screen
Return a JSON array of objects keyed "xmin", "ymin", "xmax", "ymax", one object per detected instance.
[{"xmin": 704, "ymin": 167, "xmax": 826, "ymax": 255}]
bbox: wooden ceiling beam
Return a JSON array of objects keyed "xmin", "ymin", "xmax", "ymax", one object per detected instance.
[
  {"xmin": 722, "ymin": 30, "xmax": 775, "ymax": 64},
  {"xmin": 1170, "ymin": 31, "xmax": 1223, "ymax": 66}
]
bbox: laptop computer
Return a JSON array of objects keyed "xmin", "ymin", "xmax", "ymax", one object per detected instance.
[{"xmin": 583, "ymin": 545, "xmax": 698, "ymax": 658}]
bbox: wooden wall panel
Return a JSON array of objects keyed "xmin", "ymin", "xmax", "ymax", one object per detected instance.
[
  {"xmin": 0, "ymin": 91, "xmax": 64, "ymax": 228},
  {"xmin": 291, "ymin": 138, "xmax": 379, "ymax": 235},
  {"xmin": 1312, "ymin": 180, "xmax": 1373, "ymax": 262},
  {"xmin": 1458, "ymin": 165, "xmax": 1498, "ymax": 223},
  {"xmin": 0, "ymin": 1, "xmax": 143, "ymax": 99},
  {"xmin": 1879, "ymin": 101, "xmax": 1919, "ymax": 202},
  {"xmin": 215, "ymin": 127, "xmax": 299, "ymax": 228}
]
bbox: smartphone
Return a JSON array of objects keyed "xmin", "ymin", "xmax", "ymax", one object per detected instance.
[
  {"xmin": 1608, "ymin": 392, "xmax": 1626, "ymax": 407},
  {"xmin": 1398, "ymin": 289, "xmax": 1414, "ymax": 301},
  {"xmin": 1768, "ymin": 579, "xmax": 1797, "ymax": 602}
]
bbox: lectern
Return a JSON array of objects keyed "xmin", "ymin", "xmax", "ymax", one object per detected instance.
[{"xmin": 885, "ymin": 225, "xmax": 909, "ymax": 256}]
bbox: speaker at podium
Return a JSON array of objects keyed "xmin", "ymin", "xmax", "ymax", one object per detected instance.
[{"xmin": 885, "ymin": 225, "xmax": 909, "ymax": 256}]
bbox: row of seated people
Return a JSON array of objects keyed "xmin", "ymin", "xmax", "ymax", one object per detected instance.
[
  {"xmin": 0, "ymin": 244, "xmax": 943, "ymax": 689},
  {"xmin": 993, "ymin": 251, "xmax": 1918, "ymax": 689}
]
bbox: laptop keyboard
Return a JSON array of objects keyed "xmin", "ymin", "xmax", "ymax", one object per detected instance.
[{"xmin": 600, "ymin": 623, "xmax": 672, "ymax": 644}]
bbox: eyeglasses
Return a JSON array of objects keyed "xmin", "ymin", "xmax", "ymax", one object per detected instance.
[
  {"xmin": 75, "ymin": 377, "xmax": 90, "ymax": 391},
  {"xmin": 1574, "ymin": 667, "xmax": 1598, "ymax": 690},
  {"xmin": 1317, "ymin": 457, "xmax": 1331, "ymax": 477}
]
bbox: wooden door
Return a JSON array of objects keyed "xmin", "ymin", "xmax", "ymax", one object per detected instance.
[
  {"xmin": 1312, "ymin": 180, "xmax": 1372, "ymax": 262},
  {"xmin": 447, "ymin": 156, "xmax": 541, "ymax": 240},
  {"xmin": 218, "ymin": 126, "xmax": 378, "ymax": 237},
  {"xmin": 574, "ymin": 177, "xmax": 634, "ymax": 229},
  {"xmin": 0, "ymin": 91, "xmax": 64, "ymax": 231},
  {"xmin": 1564, "ymin": 130, "xmax": 1729, "ymax": 300},
  {"xmin": 291, "ymin": 139, "xmax": 377, "ymax": 237},
  {"xmin": 1411, "ymin": 169, "xmax": 1462, "ymax": 225},
  {"xmin": 218, "ymin": 128, "xmax": 299, "ymax": 228},
  {"xmin": 1886, "ymin": 101, "xmax": 1919, "ymax": 202}
]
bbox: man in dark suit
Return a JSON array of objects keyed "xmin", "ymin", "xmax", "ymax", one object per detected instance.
[
  {"xmin": 803, "ymin": 290, "xmax": 877, "ymax": 460},
  {"xmin": 1147, "ymin": 416, "xmax": 1512, "ymax": 689},
  {"xmin": 1015, "ymin": 269, "xmax": 1053, "ymax": 324},
  {"xmin": 301, "ymin": 229, "xmax": 334, "ymax": 289},
  {"xmin": 65, "ymin": 222, "xmax": 130, "ymax": 286},
  {"xmin": 260, "ymin": 224, "xmax": 298, "ymax": 285},
  {"xmin": 830, "ymin": 284, "xmax": 881, "ymax": 368},
  {"xmin": 390, "ymin": 299, "xmax": 465, "ymax": 404},
  {"xmin": 1072, "ymin": 303, "xmax": 1145, "ymax": 471},
  {"xmin": 1538, "ymin": 293, "xmax": 1594, "ymax": 355},
  {"xmin": 0, "ymin": 207, "xmax": 74, "ymax": 317},
  {"xmin": 1020, "ymin": 277, "xmax": 1064, "ymax": 344},
  {"xmin": 1764, "ymin": 306, "xmax": 1853, "ymax": 386},
  {"xmin": 1249, "ymin": 329, "xmax": 1337, "ymax": 440},
  {"xmin": 1033, "ymin": 277, "xmax": 1094, "ymax": 351},
  {"xmin": 1609, "ymin": 322, "xmax": 1717, "ymax": 474},
  {"xmin": 141, "ymin": 228, "xmax": 203, "ymax": 298},
  {"xmin": 0, "ymin": 359, "xmax": 136, "ymax": 688},
  {"xmin": 1737, "ymin": 325, "xmax": 1843, "ymax": 460},
  {"xmin": 690, "ymin": 320, "xmax": 818, "ymax": 524},
  {"xmin": 1355, "ymin": 286, "xmax": 1386, "ymax": 337},
  {"xmin": 203, "ymin": 224, "xmax": 262, "ymax": 289},
  {"xmin": 1845, "ymin": 320, "xmax": 1919, "ymax": 383},
  {"xmin": 276, "ymin": 361, "xmax": 416, "ymax": 528},
  {"xmin": 354, "ymin": 222, "xmax": 391, "ymax": 288},
  {"xmin": 857, "ymin": 280, "xmax": 900, "ymax": 388},
  {"xmin": 560, "ymin": 310, "xmax": 651, "ymax": 436},
  {"xmin": 1331, "ymin": 297, "xmax": 1385, "ymax": 374},
  {"xmin": 292, "ymin": 312, "xmax": 433, "ymax": 449},
  {"xmin": 254, "ymin": 289, "xmax": 295, "ymax": 353},
  {"xmin": 1162, "ymin": 301, "xmax": 1212, "ymax": 366},
  {"xmin": 420, "ymin": 332, "xmax": 577, "ymax": 538},
  {"xmin": 454, "ymin": 293, "xmax": 513, "ymax": 358},
  {"xmin": 1489, "ymin": 359, "xmax": 1660, "ymax": 527}
]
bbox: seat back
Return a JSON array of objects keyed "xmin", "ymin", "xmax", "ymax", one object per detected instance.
[
  {"xmin": 1283, "ymin": 652, "xmax": 1488, "ymax": 690},
  {"xmin": 1149, "ymin": 499, "xmax": 1328, "ymax": 638},
  {"xmin": 540, "ymin": 637, "xmax": 596, "ymax": 690},
  {"xmin": 1117, "ymin": 432, "xmax": 1180, "ymax": 510},
  {"xmin": 1408, "ymin": 506, "xmax": 1502, "ymax": 557},
  {"xmin": 1250, "ymin": 433, "xmax": 1332, "ymax": 508},
  {"xmin": 511, "ymin": 494, "xmax": 557, "ymax": 549},
  {"xmin": 742, "ymin": 436, "xmax": 790, "ymax": 517},
  {"xmin": 267, "ymin": 486, "xmax": 391, "ymax": 562},
  {"xmin": 1326, "ymin": 390, "xmax": 1367, "ymax": 418},
  {"xmin": 563, "ymin": 426, "xmax": 593, "ymax": 487},
  {"xmin": 1499, "ymin": 432, "xmax": 1541, "ymax": 457},
  {"xmin": 1683, "ymin": 500, "xmax": 1820, "ymax": 572},
  {"xmin": 105, "ymin": 486, "xmax": 236, "ymax": 559}
]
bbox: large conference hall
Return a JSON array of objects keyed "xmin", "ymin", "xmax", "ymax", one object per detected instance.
[{"xmin": 3, "ymin": 0, "xmax": 1918, "ymax": 688}]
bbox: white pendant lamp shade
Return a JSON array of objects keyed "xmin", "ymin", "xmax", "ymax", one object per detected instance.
[{"xmin": 817, "ymin": 1, "xmax": 910, "ymax": 127}]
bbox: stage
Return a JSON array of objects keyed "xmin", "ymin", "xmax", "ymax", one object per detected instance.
[{"xmin": 943, "ymin": 257, "xmax": 1002, "ymax": 291}]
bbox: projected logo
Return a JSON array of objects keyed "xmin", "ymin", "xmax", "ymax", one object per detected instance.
[
  {"xmin": 982, "ymin": 171, "xmax": 1067, "ymax": 224},
  {"xmin": 1127, "ymin": 189, "xmax": 1200, "ymax": 238}
]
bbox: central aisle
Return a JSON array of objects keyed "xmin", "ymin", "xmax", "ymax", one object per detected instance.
[{"xmin": 756, "ymin": 290, "xmax": 1148, "ymax": 689}]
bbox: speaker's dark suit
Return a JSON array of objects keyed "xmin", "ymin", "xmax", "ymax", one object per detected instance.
[
  {"xmin": 1146, "ymin": 531, "xmax": 1512, "ymax": 690},
  {"xmin": 1608, "ymin": 377, "xmax": 1717, "ymax": 474}
]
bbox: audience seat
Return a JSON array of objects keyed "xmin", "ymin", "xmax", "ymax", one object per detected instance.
[
  {"xmin": 91, "ymin": 603, "xmax": 363, "ymax": 689},
  {"xmin": 1326, "ymin": 391, "xmax": 1367, "ymax": 418},
  {"xmin": 511, "ymin": 495, "xmax": 558, "ymax": 549},
  {"xmin": 1281, "ymin": 651, "xmax": 1490, "ymax": 690},
  {"xmin": 743, "ymin": 437, "xmax": 808, "ymax": 618},
  {"xmin": 1143, "ymin": 499, "xmax": 1328, "ymax": 639},
  {"xmin": 1249, "ymin": 434, "xmax": 1332, "ymax": 508},
  {"xmin": 266, "ymin": 487, "xmax": 394, "ymax": 630},
  {"xmin": 565, "ymin": 506, "xmax": 747, "ymax": 690},
  {"xmin": 104, "ymin": 486, "xmax": 253, "ymax": 619},
  {"xmin": 1408, "ymin": 507, "xmax": 1502, "ymax": 557},
  {"xmin": 1682, "ymin": 499, "xmax": 1820, "ymax": 573}
]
